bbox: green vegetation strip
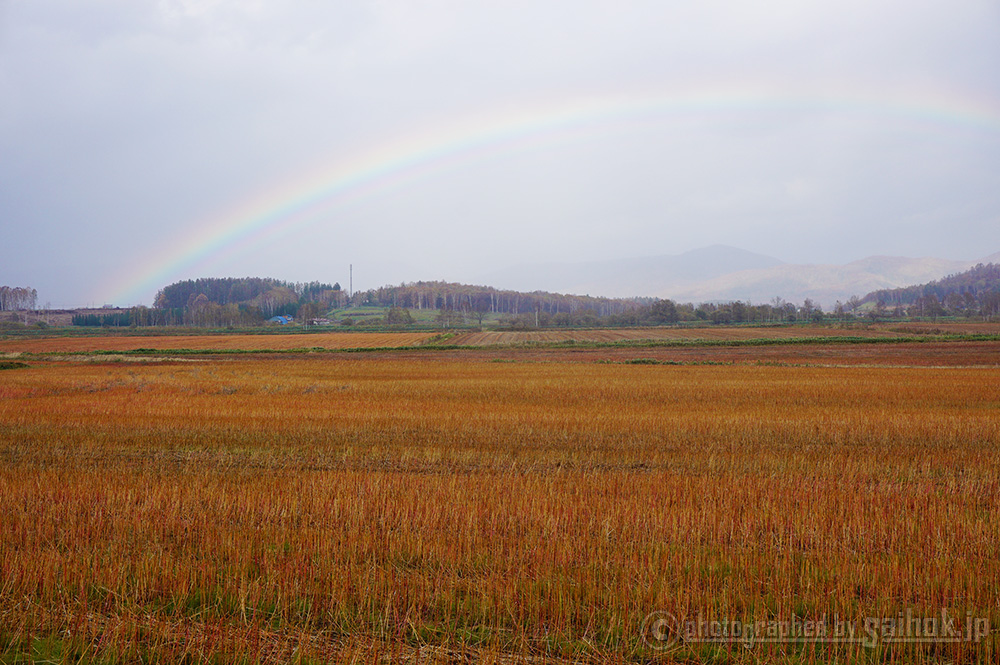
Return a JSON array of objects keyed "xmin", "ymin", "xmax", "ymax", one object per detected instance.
[
  {"xmin": 611, "ymin": 358, "xmax": 734, "ymax": 366},
  {"xmin": 13, "ymin": 333, "xmax": 1000, "ymax": 360},
  {"xmin": 0, "ymin": 361, "xmax": 30, "ymax": 370}
]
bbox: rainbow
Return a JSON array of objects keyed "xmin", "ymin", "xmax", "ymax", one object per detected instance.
[{"xmin": 103, "ymin": 85, "xmax": 1000, "ymax": 305}]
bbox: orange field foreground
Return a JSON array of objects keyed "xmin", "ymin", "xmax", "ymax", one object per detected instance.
[{"xmin": 1, "ymin": 351, "xmax": 998, "ymax": 663}]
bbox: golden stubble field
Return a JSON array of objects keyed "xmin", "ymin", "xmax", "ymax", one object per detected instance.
[{"xmin": 1, "ymin": 339, "xmax": 998, "ymax": 663}]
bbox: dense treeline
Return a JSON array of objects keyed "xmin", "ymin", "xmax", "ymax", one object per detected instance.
[
  {"xmin": 73, "ymin": 308, "xmax": 186, "ymax": 327},
  {"xmin": 368, "ymin": 290, "xmax": 836, "ymax": 328},
  {"xmin": 861, "ymin": 263, "xmax": 1000, "ymax": 318},
  {"xmin": 138, "ymin": 278, "xmax": 655, "ymax": 328},
  {"xmin": 496, "ymin": 297, "xmax": 827, "ymax": 328},
  {"xmin": 0, "ymin": 286, "xmax": 38, "ymax": 311},
  {"xmin": 154, "ymin": 277, "xmax": 343, "ymax": 313},
  {"xmin": 73, "ymin": 305, "xmax": 271, "ymax": 328},
  {"xmin": 64, "ymin": 270, "xmax": 1000, "ymax": 329},
  {"xmin": 362, "ymin": 281, "xmax": 649, "ymax": 317},
  {"xmin": 72, "ymin": 312, "xmax": 135, "ymax": 327}
]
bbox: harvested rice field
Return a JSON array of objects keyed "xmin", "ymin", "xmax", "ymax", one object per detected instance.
[{"xmin": 1, "ymin": 325, "xmax": 997, "ymax": 663}]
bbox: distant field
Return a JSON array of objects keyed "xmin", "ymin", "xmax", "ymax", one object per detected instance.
[
  {"xmin": 0, "ymin": 331, "xmax": 438, "ymax": 353},
  {"xmin": 1, "ymin": 336, "xmax": 998, "ymax": 663},
  {"xmin": 4, "ymin": 322, "xmax": 994, "ymax": 355},
  {"xmin": 884, "ymin": 321, "xmax": 1000, "ymax": 335},
  {"xmin": 445, "ymin": 325, "xmax": 917, "ymax": 346},
  {"xmin": 4, "ymin": 322, "xmax": 1000, "ymax": 356},
  {"xmin": 384, "ymin": 339, "xmax": 1000, "ymax": 367}
]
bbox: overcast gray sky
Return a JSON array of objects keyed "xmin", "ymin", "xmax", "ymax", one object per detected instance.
[{"xmin": 2, "ymin": 0, "xmax": 998, "ymax": 306}]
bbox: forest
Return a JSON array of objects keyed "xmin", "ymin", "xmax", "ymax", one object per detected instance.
[
  {"xmin": 862, "ymin": 263, "xmax": 1000, "ymax": 317},
  {"xmin": 7, "ymin": 261, "xmax": 1000, "ymax": 330}
]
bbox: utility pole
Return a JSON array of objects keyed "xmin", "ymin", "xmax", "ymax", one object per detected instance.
[{"xmin": 349, "ymin": 264, "xmax": 353, "ymax": 299}]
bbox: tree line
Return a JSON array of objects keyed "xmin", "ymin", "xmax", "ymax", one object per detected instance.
[
  {"xmin": 65, "ymin": 264, "xmax": 1000, "ymax": 329},
  {"xmin": 861, "ymin": 263, "xmax": 1000, "ymax": 318},
  {"xmin": 494, "ymin": 297, "xmax": 828, "ymax": 328},
  {"xmin": 154, "ymin": 277, "xmax": 343, "ymax": 313},
  {"xmin": 360, "ymin": 281, "xmax": 649, "ymax": 317},
  {"xmin": 0, "ymin": 286, "xmax": 38, "ymax": 311},
  {"xmin": 72, "ymin": 304, "xmax": 272, "ymax": 328}
]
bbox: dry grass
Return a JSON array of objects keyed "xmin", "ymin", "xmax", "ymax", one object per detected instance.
[
  {"xmin": 2, "ymin": 322, "xmax": 997, "ymax": 357},
  {"xmin": 510, "ymin": 339, "xmax": 1000, "ymax": 367},
  {"xmin": 345, "ymin": 339, "xmax": 1000, "ymax": 368},
  {"xmin": 0, "ymin": 331, "xmax": 437, "ymax": 354},
  {"xmin": 445, "ymin": 325, "xmax": 917, "ymax": 346},
  {"xmin": 885, "ymin": 321, "xmax": 1000, "ymax": 335},
  {"xmin": 1, "ymin": 346, "xmax": 998, "ymax": 663}
]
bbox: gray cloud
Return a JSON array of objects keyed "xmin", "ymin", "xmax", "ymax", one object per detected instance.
[{"xmin": 1, "ymin": 0, "xmax": 998, "ymax": 305}]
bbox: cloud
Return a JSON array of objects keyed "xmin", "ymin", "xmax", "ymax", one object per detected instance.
[{"xmin": 1, "ymin": 0, "xmax": 998, "ymax": 305}]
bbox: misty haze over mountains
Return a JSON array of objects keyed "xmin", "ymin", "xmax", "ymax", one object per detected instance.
[{"xmin": 480, "ymin": 245, "xmax": 1000, "ymax": 308}]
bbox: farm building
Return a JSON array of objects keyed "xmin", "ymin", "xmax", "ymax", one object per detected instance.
[{"xmin": 267, "ymin": 315, "xmax": 294, "ymax": 325}]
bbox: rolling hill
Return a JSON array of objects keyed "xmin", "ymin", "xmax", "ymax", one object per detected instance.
[
  {"xmin": 480, "ymin": 245, "xmax": 784, "ymax": 298},
  {"xmin": 481, "ymin": 245, "xmax": 1000, "ymax": 308},
  {"xmin": 667, "ymin": 255, "xmax": 980, "ymax": 308},
  {"xmin": 861, "ymin": 261, "xmax": 1000, "ymax": 307}
]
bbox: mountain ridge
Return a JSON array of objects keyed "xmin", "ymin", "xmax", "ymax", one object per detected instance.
[
  {"xmin": 861, "ymin": 262, "xmax": 1000, "ymax": 309},
  {"xmin": 480, "ymin": 246, "xmax": 999, "ymax": 308},
  {"xmin": 480, "ymin": 245, "xmax": 783, "ymax": 298}
]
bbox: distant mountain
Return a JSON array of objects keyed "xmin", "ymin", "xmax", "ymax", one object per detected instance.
[
  {"xmin": 670, "ymin": 255, "xmax": 979, "ymax": 308},
  {"xmin": 480, "ymin": 245, "xmax": 784, "ymax": 297},
  {"xmin": 980, "ymin": 250, "xmax": 1000, "ymax": 264},
  {"xmin": 480, "ymin": 246, "xmax": 1000, "ymax": 308}
]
